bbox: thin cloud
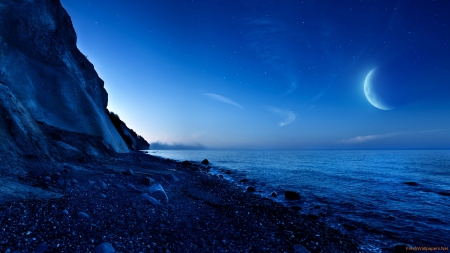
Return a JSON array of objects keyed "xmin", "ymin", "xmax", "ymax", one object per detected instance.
[
  {"xmin": 150, "ymin": 142, "xmax": 205, "ymax": 150},
  {"xmin": 265, "ymin": 106, "xmax": 297, "ymax": 127},
  {"xmin": 339, "ymin": 133, "xmax": 396, "ymax": 144},
  {"xmin": 339, "ymin": 129, "xmax": 447, "ymax": 144},
  {"xmin": 204, "ymin": 93, "xmax": 243, "ymax": 109}
]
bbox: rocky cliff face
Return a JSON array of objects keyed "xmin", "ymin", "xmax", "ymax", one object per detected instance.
[
  {"xmin": 0, "ymin": 0, "xmax": 139, "ymax": 153},
  {"xmin": 108, "ymin": 111, "xmax": 150, "ymax": 151}
]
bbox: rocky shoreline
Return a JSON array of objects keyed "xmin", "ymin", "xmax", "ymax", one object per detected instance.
[{"xmin": 0, "ymin": 152, "xmax": 363, "ymax": 253}]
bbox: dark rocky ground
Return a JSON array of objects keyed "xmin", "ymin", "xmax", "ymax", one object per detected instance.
[{"xmin": 0, "ymin": 151, "xmax": 366, "ymax": 253}]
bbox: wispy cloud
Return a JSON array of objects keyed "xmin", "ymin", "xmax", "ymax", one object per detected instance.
[
  {"xmin": 204, "ymin": 93, "xmax": 243, "ymax": 109},
  {"xmin": 338, "ymin": 133, "xmax": 396, "ymax": 144},
  {"xmin": 339, "ymin": 129, "xmax": 447, "ymax": 144},
  {"xmin": 150, "ymin": 142, "xmax": 205, "ymax": 150},
  {"xmin": 265, "ymin": 106, "xmax": 296, "ymax": 126}
]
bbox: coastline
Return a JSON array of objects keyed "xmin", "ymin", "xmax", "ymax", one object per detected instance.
[{"xmin": 0, "ymin": 151, "xmax": 363, "ymax": 253}]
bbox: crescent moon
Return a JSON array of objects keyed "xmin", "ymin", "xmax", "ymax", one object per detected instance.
[{"xmin": 364, "ymin": 68, "xmax": 393, "ymax": 110}]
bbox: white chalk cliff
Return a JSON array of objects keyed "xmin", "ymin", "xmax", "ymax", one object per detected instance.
[{"xmin": 0, "ymin": 0, "xmax": 132, "ymax": 153}]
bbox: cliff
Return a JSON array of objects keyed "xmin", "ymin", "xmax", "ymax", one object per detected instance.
[
  {"xmin": 0, "ymin": 0, "xmax": 129, "ymax": 153},
  {"xmin": 0, "ymin": 0, "xmax": 148, "ymax": 160},
  {"xmin": 108, "ymin": 111, "xmax": 150, "ymax": 151}
]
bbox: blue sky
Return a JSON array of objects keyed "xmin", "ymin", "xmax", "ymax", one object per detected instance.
[{"xmin": 61, "ymin": 0, "xmax": 450, "ymax": 149}]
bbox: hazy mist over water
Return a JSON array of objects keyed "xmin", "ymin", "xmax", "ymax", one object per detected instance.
[{"xmin": 148, "ymin": 149, "xmax": 450, "ymax": 249}]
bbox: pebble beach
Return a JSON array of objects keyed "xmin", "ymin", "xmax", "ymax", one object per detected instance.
[{"xmin": 0, "ymin": 152, "xmax": 362, "ymax": 253}]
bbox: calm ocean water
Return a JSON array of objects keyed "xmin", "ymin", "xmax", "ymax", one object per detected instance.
[{"xmin": 147, "ymin": 149, "xmax": 450, "ymax": 250}]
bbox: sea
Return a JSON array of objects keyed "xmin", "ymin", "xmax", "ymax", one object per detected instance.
[{"xmin": 146, "ymin": 149, "xmax": 450, "ymax": 251}]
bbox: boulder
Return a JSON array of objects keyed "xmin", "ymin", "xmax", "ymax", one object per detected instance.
[
  {"xmin": 404, "ymin": 182, "xmax": 419, "ymax": 186},
  {"xmin": 284, "ymin": 191, "xmax": 301, "ymax": 200},
  {"xmin": 387, "ymin": 243, "xmax": 415, "ymax": 253},
  {"xmin": 94, "ymin": 242, "xmax": 116, "ymax": 253},
  {"xmin": 122, "ymin": 169, "xmax": 134, "ymax": 176},
  {"xmin": 225, "ymin": 170, "xmax": 232, "ymax": 175},
  {"xmin": 437, "ymin": 191, "xmax": 450, "ymax": 197},
  {"xmin": 140, "ymin": 193, "xmax": 161, "ymax": 205},
  {"xmin": 141, "ymin": 177, "xmax": 156, "ymax": 186},
  {"xmin": 270, "ymin": 191, "xmax": 277, "ymax": 197},
  {"xmin": 246, "ymin": 186, "xmax": 256, "ymax": 192},
  {"xmin": 201, "ymin": 159, "xmax": 209, "ymax": 165},
  {"xmin": 239, "ymin": 178, "xmax": 249, "ymax": 183},
  {"xmin": 181, "ymin": 161, "xmax": 191, "ymax": 166},
  {"xmin": 76, "ymin": 212, "xmax": 90, "ymax": 219},
  {"xmin": 126, "ymin": 183, "xmax": 142, "ymax": 193},
  {"xmin": 148, "ymin": 184, "xmax": 169, "ymax": 203}
]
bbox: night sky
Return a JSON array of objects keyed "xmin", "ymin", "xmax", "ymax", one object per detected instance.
[{"xmin": 60, "ymin": 0, "xmax": 450, "ymax": 149}]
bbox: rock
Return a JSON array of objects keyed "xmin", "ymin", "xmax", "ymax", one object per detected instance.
[
  {"xmin": 99, "ymin": 180, "xmax": 108, "ymax": 188},
  {"xmin": 141, "ymin": 177, "xmax": 156, "ymax": 186},
  {"xmin": 71, "ymin": 179, "xmax": 78, "ymax": 184},
  {"xmin": 116, "ymin": 184, "xmax": 126, "ymax": 189},
  {"xmin": 62, "ymin": 210, "xmax": 69, "ymax": 215},
  {"xmin": 57, "ymin": 179, "xmax": 65, "ymax": 187},
  {"xmin": 100, "ymin": 194, "xmax": 106, "ymax": 198},
  {"xmin": 169, "ymin": 174, "xmax": 180, "ymax": 181},
  {"xmin": 284, "ymin": 191, "xmax": 301, "ymax": 200},
  {"xmin": 293, "ymin": 244, "xmax": 311, "ymax": 253},
  {"xmin": 404, "ymin": 182, "xmax": 419, "ymax": 186},
  {"xmin": 387, "ymin": 243, "xmax": 415, "ymax": 253},
  {"xmin": 225, "ymin": 170, "xmax": 232, "ymax": 174},
  {"xmin": 94, "ymin": 242, "xmax": 116, "ymax": 253},
  {"xmin": 246, "ymin": 186, "xmax": 256, "ymax": 192},
  {"xmin": 437, "ymin": 191, "xmax": 450, "ymax": 196},
  {"xmin": 44, "ymin": 176, "xmax": 51, "ymax": 181},
  {"xmin": 201, "ymin": 159, "xmax": 209, "ymax": 165},
  {"xmin": 122, "ymin": 169, "xmax": 134, "ymax": 176},
  {"xmin": 218, "ymin": 174, "xmax": 224, "ymax": 179},
  {"xmin": 181, "ymin": 160, "xmax": 191, "ymax": 166},
  {"xmin": 140, "ymin": 193, "xmax": 161, "ymax": 205},
  {"xmin": 239, "ymin": 178, "xmax": 249, "ymax": 183},
  {"xmin": 343, "ymin": 223, "xmax": 357, "ymax": 230},
  {"xmin": 148, "ymin": 184, "xmax": 169, "ymax": 203},
  {"xmin": 76, "ymin": 212, "xmax": 90, "ymax": 219},
  {"xmin": 306, "ymin": 214, "xmax": 319, "ymax": 220},
  {"xmin": 270, "ymin": 191, "xmax": 277, "ymax": 197},
  {"xmin": 34, "ymin": 242, "xmax": 48, "ymax": 253},
  {"xmin": 126, "ymin": 183, "xmax": 143, "ymax": 193}
]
